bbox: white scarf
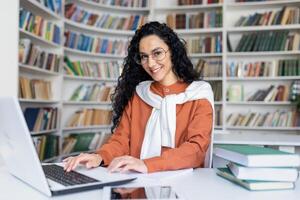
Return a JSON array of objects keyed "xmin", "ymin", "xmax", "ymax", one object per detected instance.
[{"xmin": 136, "ymin": 81, "xmax": 214, "ymax": 160}]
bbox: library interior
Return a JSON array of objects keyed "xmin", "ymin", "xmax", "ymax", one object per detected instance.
[{"xmin": 0, "ymin": 0, "xmax": 300, "ymax": 199}]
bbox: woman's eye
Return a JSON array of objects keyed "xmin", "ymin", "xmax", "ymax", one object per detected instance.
[
  {"xmin": 140, "ymin": 55, "xmax": 148, "ymax": 60},
  {"xmin": 154, "ymin": 51, "xmax": 162, "ymax": 56}
]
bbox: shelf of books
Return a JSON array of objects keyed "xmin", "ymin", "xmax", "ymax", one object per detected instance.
[
  {"xmin": 224, "ymin": 0, "xmax": 300, "ymax": 148},
  {"xmin": 18, "ymin": 0, "xmax": 64, "ymax": 162},
  {"xmin": 61, "ymin": 0, "xmax": 150, "ymax": 158}
]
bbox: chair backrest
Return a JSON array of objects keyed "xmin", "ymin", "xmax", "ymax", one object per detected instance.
[{"xmin": 203, "ymin": 127, "xmax": 214, "ymax": 168}]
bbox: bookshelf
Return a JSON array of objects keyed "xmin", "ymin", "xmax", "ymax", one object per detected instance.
[
  {"xmin": 223, "ymin": 0, "xmax": 300, "ymax": 151},
  {"xmin": 151, "ymin": 0, "xmax": 300, "ymax": 152},
  {"xmin": 14, "ymin": 0, "xmax": 300, "ymax": 162},
  {"xmin": 61, "ymin": 0, "xmax": 150, "ymax": 158},
  {"xmin": 18, "ymin": 0, "xmax": 63, "ymax": 162}
]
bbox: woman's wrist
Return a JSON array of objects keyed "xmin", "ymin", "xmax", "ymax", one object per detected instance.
[{"xmin": 94, "ymin": 153, "xmax": 103, "ymax": 166}]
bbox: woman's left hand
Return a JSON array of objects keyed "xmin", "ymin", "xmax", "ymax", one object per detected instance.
[{"xmin": 107, "ymin": 156, "xmax": 148, "ymax": 173}]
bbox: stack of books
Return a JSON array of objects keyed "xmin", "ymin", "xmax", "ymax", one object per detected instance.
[{"xmin": 214, "ymin": 145, "xmax": 300, "ymax": 191}]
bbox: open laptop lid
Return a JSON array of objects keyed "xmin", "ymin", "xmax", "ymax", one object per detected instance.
[{"xmin": 0, "ymin": 97, "xmax": 52, "ymax": 196}]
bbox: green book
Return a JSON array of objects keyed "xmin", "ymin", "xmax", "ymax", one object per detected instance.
[
  {"xmin": 72, "ymin": 133, "xmax": 95, "ymax": 152},
  {"xmin": 235, "ymin": 34, "xmax": 247, "ymax": 52},
  {"xmin": 64, "ymin": 56, "xmax": 78, "ymax": 75},
  {"xmin": 216, "ymin": 168, "xmax": 295, "ymax": 191},
  {"xmin": 214, "ymin": 144, "xmax": 300, "ymax": 167}
]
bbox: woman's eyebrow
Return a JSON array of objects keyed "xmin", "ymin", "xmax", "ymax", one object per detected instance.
[{"xmin": 139, "ymin": 47, "xmax": 162, "ymax": 55}]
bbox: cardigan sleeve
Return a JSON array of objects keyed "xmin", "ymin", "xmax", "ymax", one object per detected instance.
[
  {"xmin": 143, "ymin": 99, "xmax": 213, "ymax": 173},
  {"xmin": 96, "ymin": 100, "xmax": 132, "ymax": 166}
]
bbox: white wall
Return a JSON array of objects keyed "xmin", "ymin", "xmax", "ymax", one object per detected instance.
[
  {"xmin": 0, "ymin": 155, "xmax": 3, "ymax": 166},
  {"xmin": 0, "ymin": 0, "xmax": 19, "ymax": 167},
  {"xmin": 0, "ymin": 0, "xmax": 19, "ymax": 98}
]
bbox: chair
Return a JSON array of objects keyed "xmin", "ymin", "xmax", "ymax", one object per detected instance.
[{"xmin": 204, "ymin": 122, "xmax": 214, "ymax": 168}]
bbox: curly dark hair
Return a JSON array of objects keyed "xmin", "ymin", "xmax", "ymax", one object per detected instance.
[{"xmin": 110, "ymin": 21, "xmax": 200, "ymax": 133}]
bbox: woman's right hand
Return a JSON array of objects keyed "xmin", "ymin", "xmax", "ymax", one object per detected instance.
[{"xmin": 63, "ymin": 153, "xmax": 102, "ymax": 172}]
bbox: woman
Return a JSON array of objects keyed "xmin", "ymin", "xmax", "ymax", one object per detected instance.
[{"xmin": 64, "ymin": 21, "xmax": 214, "ymax": 173}]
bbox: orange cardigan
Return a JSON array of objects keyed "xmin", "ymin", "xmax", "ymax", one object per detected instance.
[{"xmin": 96, "ymin": 81, "xmax": 213, "ymax": 173}]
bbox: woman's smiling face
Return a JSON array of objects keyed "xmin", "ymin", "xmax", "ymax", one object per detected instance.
[{"xmin": 139, "ymin": 35, "xmax": 178, "ymax": 86}]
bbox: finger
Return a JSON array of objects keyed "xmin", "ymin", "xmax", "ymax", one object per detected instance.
[
  {"xmin": 67, "ymin": 155, "xmax": 84, "ymax": 171},
  {"xmin": 63, "ymin": 157, "xmax": 74, "ymax": 170},
  {"xmin": 109, "ymin": 158, "xmax": 133, "ymax": 173},
  {"xmin": 107, "ymin": 157, "xmax": 127, "ymax": 172},
  {"xmin": 62, "ymin": 156, "xmax": 73, "ymax": 162},
  {"xmin": 70, "ymin": 155, "xmax": 90, "ymax": 171},
  {"xmin": 86, "ymin": 160, "xmax": 95, "ymax": 169},
  {"xmin": 120, "ymin": 163, "xmax": 136, "ymax": 173},
  {"xmin": 66, "ymin": 157, "xmax": 77, "ymax": 172}
]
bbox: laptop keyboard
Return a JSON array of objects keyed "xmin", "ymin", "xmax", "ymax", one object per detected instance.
[{"xmin": 42, "ymin": 164, "xmax": 100, "ymax": 186}]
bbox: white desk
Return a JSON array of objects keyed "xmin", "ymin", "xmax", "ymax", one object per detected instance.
[{"xmin": 0, "ymin": 166, "xmax": 299, "ymax": 200}]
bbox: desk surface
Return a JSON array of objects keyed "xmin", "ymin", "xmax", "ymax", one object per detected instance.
[{"xmin": 0, "ymin": 166, "xmax": 299, "ymax": 200}]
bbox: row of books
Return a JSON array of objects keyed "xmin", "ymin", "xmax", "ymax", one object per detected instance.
[
  {"xmin": 69, "ymin": 84, "xmax": 114, "ymax": 102},
  {"xmin": 19, "ymin": 38, "xmax": 61, "ymax": 72},
  {"xmin": 64, "ymin": 30, "xmax": 128, "ymax": 55},
  {"xmin": 186, "ymin": 35, "xmax": 222, "ymax": 53},
  {"xmin": 86, "ymin": 0, "xmax": 148, "ymax": 8},
  {"xmin": 19, "ymin": 8, "xmax": 61, "ymax": 44},
  {"xmin": 32, "ymin": 135, "xmax": 59, "ymax": 161},
  {"xmin": 62, "ymin": 132, "xmax": 111, "ymax": 155},
  {"xmin": 215, "ymin": 145, "xmax": 300, "ymax": 191},
  {"xmin": 36, "ymin": 0, "xmax": 63, "ymax": 14},
  {"xmin": 210, "ymin": 81, "xmax": 222, "ymax": 101},
  {"xmin": 19, "ymin": 77, "xmax": 53, "ymax": 100},
  {"xmin": 64, "ymin": 57, "xmax": 122, "ymax": 79},
  {"xmin": 24, "ymin": 107, "xmax": 57, "ymax": 132},
  {"xmin": 195, "ymin": 58, "xmax": 222, "ymax": 77},
  {"xmin": 226, "ymin": 59, "xmax": 300, "ymax": 77},
  {"xmin": 247, "ymin": 84, "xmax": 290, "ymax": 102},
  {"xmin": 67, "ymin": 108, "xmax": 112, "ymax": 127},
  {"xmin": 227, "ymin": 83, "xmax": 292, "ymax": 102},
  {"xmin": 234, "ymin": 6, "xmax": 300, "ymax": 27},
  {"xmin": 215, "ymin": 106, "xmax": 222, "ymax": 126},
  {"xmin": 166, "ymin": 10, "xmax": 222, "ymax": 29},
  {"xmin": 226, "ymin": 110, "xmax": 300, "ymax": 127},
  {"xmin": 178, "ymin": 0, "xmax": 223, "ymax": 5},
  {"xmin": 235, "ymin": 0, "xmax": 272, "ymax": 2},
  {"xmin": 65, "ymin": 3, "xmax": 147, "ymax": 30},
  {"xmin": 233, "ymin": 31, "xmax": 300, "ymax": 52}
]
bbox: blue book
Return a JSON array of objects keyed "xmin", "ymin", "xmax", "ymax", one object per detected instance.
[
  {"xmin": 47, "ymin": 0, "xmax": 55, "ymax": 12},
  {"xmin": 101, "ymin": 39, "xmax": 108, "ymax": 54},
  {"xmin": 24, "ymin": 108, "xmax": 40, "ymax": 131},
  {"xmin": 76, "ymin": 34, "xmax": 83, "ymax": 50},
  {"xmin": 131, "ymin": 15, "xmax": 140, "ymax": 30}
]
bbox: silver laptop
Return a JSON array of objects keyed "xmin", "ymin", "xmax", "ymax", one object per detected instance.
[{"xmin": 0, "ymin": 97, "xmax": 136, "ymax": 196}]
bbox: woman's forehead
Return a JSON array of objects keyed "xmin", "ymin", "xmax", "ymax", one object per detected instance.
[{"xmin": 139, "ymin": 35, "xmax": 168, "ymax": 52}]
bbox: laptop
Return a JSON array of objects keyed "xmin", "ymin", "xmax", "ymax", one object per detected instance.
[{"xmin": 0, "ymin": 97, "xmax": 136, "ymax": 196}]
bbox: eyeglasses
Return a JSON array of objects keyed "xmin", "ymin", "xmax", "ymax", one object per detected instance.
[{"xmin": 134, "ymin": 48, "xmax": 169, "ymax": 65}]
